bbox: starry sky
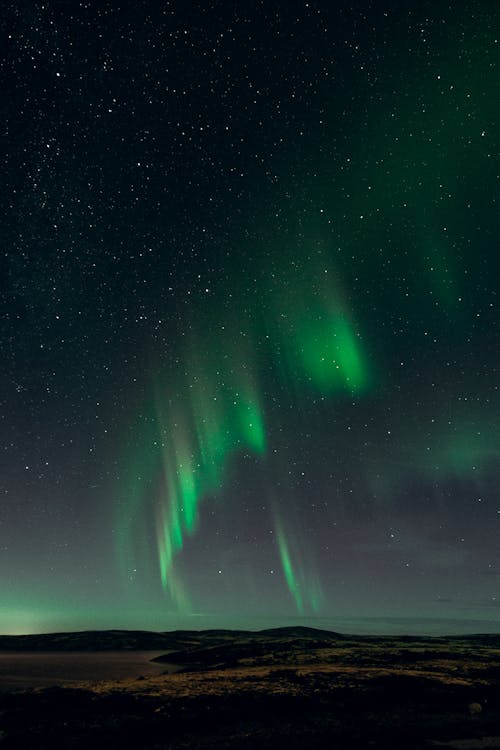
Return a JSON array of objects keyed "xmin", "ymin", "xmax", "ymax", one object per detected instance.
[{"xmin": 1, "ymin": 1, "xmax": 500, "ymax": 635}]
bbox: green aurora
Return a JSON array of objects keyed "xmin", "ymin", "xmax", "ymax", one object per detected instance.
[
  {"xmin": 117, "ymin": 252, "xmax": 373, "ymax": 612},
  {"xmin": 274, "ymin": 512, "xmax": 323, "ymax": 615},
  {"xmin": 0, "ymin": 1, "xmax": 486, "ymax": 631}
]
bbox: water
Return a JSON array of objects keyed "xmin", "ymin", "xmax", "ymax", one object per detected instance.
[{"xmin": 0, "ymin": 651, "xmax": 174, "ymax": 691}]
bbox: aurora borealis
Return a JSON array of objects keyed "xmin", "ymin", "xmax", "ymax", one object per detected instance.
[{"xmin": 1, "ymin": 1, "xmax": 500, "ymax": 635}]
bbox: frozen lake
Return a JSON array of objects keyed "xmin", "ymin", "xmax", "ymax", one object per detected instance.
[{"xmin": 0, "ymin": 651, "xmax": 174, "ymax": 691}]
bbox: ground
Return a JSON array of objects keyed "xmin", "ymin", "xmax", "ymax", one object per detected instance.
[{"xmin": 1, "ymin": 628, "xmax": 500, "ymax": 749}]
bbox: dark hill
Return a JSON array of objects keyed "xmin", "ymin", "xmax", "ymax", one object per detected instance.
[
  {"xmin": 1, "ymin": 627, "xmax": 499, "ymax": 655},
  {"xmin": 258, "ymin": 626, "xmax": 343, "ymax": 640},
  {"xmin": 0, "ymin": 630, "xmax": 192, "ymax": 652}
]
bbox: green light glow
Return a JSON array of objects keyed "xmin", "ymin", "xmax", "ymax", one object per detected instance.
[
  {"xmin": 275, "ymin": 521, "xmax": 303, "ymax": 613},
  {"xmin": 117, "ymin": 329, "xmax": 267, "ymax": 609},
  {"xmin": 383, "ymin": 409, "xmax": 500, "ymax": 491},
  {"xmin": 274, "ymin": 514, "xmax": 322, "ymax": 614},
  {"xmin": 425, "ymin": 423, "xmax": 500, "ymax": 478},
  {"xmin": 118, "ymin": 250, "xmax": 371, "ymax": 612},
  {"xmin": 267, "ymin": 253, "xmax": 370, "ymax": 395},
  {"xmin": 297, "ymin": 314, "xmax": 366, "ymax": 392}
]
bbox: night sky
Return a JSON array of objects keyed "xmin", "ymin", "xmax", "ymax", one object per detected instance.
[{"xmin": 2, "ymin": 1, "xmax": 500, "ymax": 635}]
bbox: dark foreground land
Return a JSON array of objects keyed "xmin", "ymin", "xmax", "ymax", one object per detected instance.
[{"xmin": 2, "ymin": 626, "xmax": 500, "ymax": 749}]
